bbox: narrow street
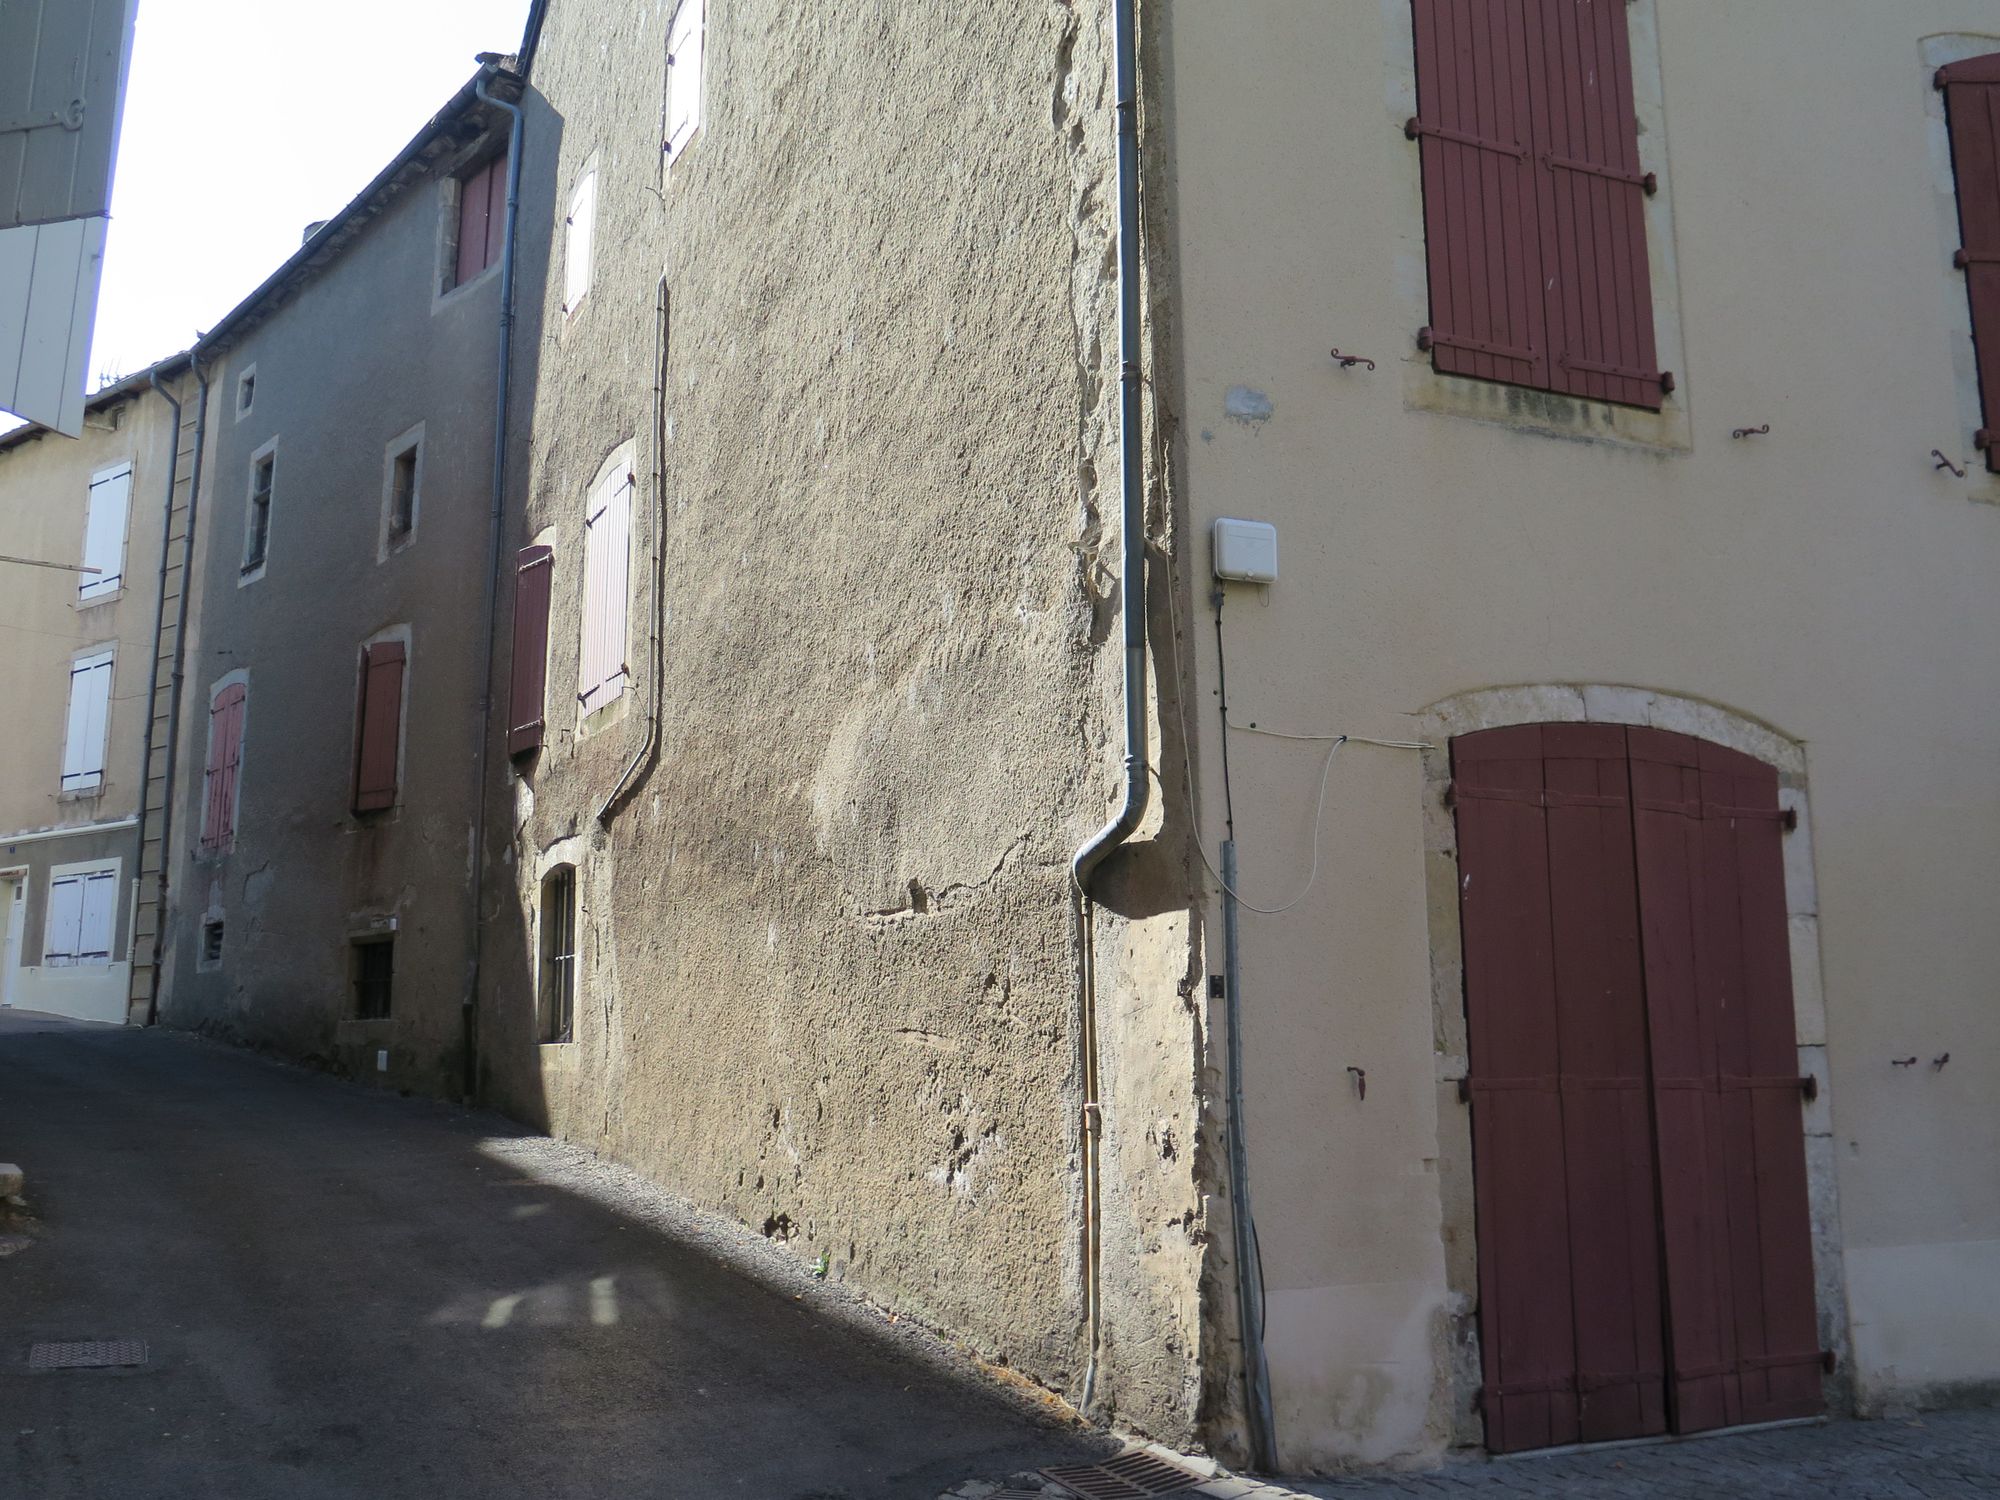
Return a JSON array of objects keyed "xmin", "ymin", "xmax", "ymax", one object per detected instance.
[{"xmin": 0, "ymin": 1011, "xmax": 1111, "ymax": 1499}]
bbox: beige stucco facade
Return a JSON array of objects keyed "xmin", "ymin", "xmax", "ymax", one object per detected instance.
[
  {"xmin": 0, "ymin": 373, "xmax": 182, "ymax": 1024},
  {"xmin": 1160, "ymin": 0, "xmax": 2000, "ymax": 1468}
]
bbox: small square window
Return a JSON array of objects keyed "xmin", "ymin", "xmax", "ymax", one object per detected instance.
[
  {"xmin": 201, "ymin": 919, "xmax": 224, "ymax": 964},
  {"xmin": 352, "ymin": 937, "xmax": 394, "ymax": 1020}
]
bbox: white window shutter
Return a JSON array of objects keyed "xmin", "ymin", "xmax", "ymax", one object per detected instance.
[
  {"xmin": 60, "ymin": 654, "xmax": 111, "ymax": 792},
  {"xmin": 665, "ymin": 0, "xmax": 705, "ymax": 161},
  {"xmin": 578, "ymin": 471, "xmax": 632, "ymax": 713},
  {"xmin": 43, "ymin": 876, "xmax": 83, "ymax": 966},
  {"xmin": 565, "ymin": 171, "xmax": 596, "ymax": 313},
  {"xmin": 77, "ymin": 872, "xmax": 115, "ymax": 963},
  {"xmin": 80, "ymin": 464, "xmax": 132, "ymax": 600}
]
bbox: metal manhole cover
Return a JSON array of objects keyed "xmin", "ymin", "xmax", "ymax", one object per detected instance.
[
  {"xmin": 28, "ymin": 1340, "xmax": 147, "ymax": 1371},
  {"xmin": 1042, "ymin": 1450, "xmax": 1205, "ymax": 1499}
]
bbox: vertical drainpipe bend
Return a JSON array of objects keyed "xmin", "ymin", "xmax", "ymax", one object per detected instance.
[
  {"xmin": 133, "ymin": 362, "xmax": 185, "ymax": 1024},
  {"xmin": 1070, "ymin": 0, "xmax": 1147, "ymax": 1419},
  {"xmin": 465, "ymin": 70, "xmax": 524, "ymax": 1102},
  {"xmin": 146, "ymin": 353, "xmax": 208, "ymax": 1028}
]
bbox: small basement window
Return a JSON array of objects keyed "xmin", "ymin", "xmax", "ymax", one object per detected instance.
[
  {"xmin": 201, "ymin": 919, "xmax": 224, "ymax": 964},
  {"xmin": 539, "ymin": 865, "xmax": 576, "ymax": 1044},
  {"xmin": 352, "ymin": 937, "xmax": 394, "ymax": 1020}
]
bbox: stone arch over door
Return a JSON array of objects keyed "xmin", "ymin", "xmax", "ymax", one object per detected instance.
[{"xmin": 1411, "ymin": 686, "xmax": 1851, "ymax": 1449}]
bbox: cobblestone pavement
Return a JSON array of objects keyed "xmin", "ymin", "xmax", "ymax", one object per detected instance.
[{"xmin": 942, "ymin": 1409, "xmax": 2000, "ymax": 1500}]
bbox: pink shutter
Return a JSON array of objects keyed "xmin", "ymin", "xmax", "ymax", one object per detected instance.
[
  {"xmin": 202, "ymin": 684, "xmax": 246, "ymax": 852},
  {"xmin": 456, "ymin": 164, "xmax": 492, "ymax": 287},
  {"xmin": 508, "ymin": 545, "xmax": 553, "ymax": 756},
  {"xmin": 1942, "ymin": 54, "xmax": 2000, "ymax": 472},
  {"xmin": 1529, "ymin": 0, "xmax": 1665, "ymax": 408},
  {"xmin": 483, "ymin": 155, "xmax": 508, "ymax": 275},
  {"xmin": 352, "ymin": 642, "xmax": 406, "ymax": 814},
  {"xmin": 1410, "ymin": 0, "xmax": 1547, "ymax": 389}
]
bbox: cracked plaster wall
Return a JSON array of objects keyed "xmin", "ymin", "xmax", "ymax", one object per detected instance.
[{"xmin": 480, "ymin": 0, "xmax": 1208, "ymax": 1441}]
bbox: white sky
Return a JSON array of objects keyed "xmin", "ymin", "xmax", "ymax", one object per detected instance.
[{"xmin": 88, "ymin": 0, "xmax": 532, "ymax": 382}]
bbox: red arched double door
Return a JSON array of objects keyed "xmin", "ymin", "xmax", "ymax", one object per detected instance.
[{"xmin": 1452, "ymin": 723, "xmax": 1823, "ymax": 1452}]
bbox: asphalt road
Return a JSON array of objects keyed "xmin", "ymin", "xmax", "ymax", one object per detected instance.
[{"xmin": 0, "ymin": 1010, "xmax": 1112, "ymax": 1500}]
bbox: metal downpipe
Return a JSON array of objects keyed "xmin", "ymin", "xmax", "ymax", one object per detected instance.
[
  {"xmin": 1070, "ymin": 0, "xmax": 1146, "ymax": 1418},
  {"xmin": 145, "ymin": 354, "xmax": 207, "ymax": 1028},
  {"xmin": 132, "ymin": 363, "xmax": 185, "ymax": 1025},
  {"xmin": 464, "ymin": 73, "xmax": 525, "ymax": 1102}
]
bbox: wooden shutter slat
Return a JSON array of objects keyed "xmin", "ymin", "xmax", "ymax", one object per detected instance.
[
  {"xmin": 1944, "ymin": 69, "xmax": 2000, "ymax": 473},
  {"xmin": 352, "ymin": 642, "xmax": 406, "ymax": 814},
  {"xmin": 508, "ymin": 545, "xmax": 553, "ymax": 756},
  {"xmin": 1628, "ymin": 729, "xmax": 1820, "ymax": 1435}
]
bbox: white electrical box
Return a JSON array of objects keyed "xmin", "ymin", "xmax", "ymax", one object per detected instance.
[{"xmin": 1212, "ymin": 518, "xmax": 1279, "ymax": 583}]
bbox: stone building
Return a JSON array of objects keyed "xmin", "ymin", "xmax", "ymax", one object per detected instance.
[
  {"xmin": 0, "ymin": 360, "xmax": 189, "ymax": 1025},
  {"xmin": 157, "ymin": 63, "xmax": 524, "ymax": 1093},
  {"xmin": 469, "ymin": 0, "xmax": 2000, "ymax": 1473}
]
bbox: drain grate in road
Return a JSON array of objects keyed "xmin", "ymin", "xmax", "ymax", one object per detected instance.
[
  {"xmin": 1042, "ymin": 1449, "xmax": 1206, "ymax": 1498},
  {"xmin": 28, "ymin": 1340, "xmax": 148, "ymax": 1371}
]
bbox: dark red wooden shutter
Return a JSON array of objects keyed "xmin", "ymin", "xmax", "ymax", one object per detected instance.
[
  {"xmin": 1628, "ymin": 729, "xmax": 1821, "ymax": 1432},
  {"xmin": 1453, "ymin": 724, "xmax": 1667, "ymax": 1452},
  {"xmin": 352, "ymin": 641, "xmax": 406, "ymax": 813},
  {"xmin": 483, "ymin": 155, "xmax": 508, "ymax": 274},
  {"xmin": 1410, "ymin": 0, "xmax": 1666, "ymax": 408},
  {"xmin": 1410, "ymin": 0, "xmax": 1547, "ymax": 391},
  {"xmin": 456, "ymin": 164, "xmax": 493, "ymax": 287},
  {"xmin": 201, "ymin": 684, "xmax": 246, "ymax": 852},
  {"xmin": 507, "ymin": 545, "xmax": 553, "ymax": 757},
  {"xmin": 1942, "ymin": 54, "xmax": 2000, "ymax": 473}
]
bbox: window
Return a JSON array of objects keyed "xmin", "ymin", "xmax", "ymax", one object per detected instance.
[
  {"xmin": 236, "ymin": 368, "xmax": 255, "ymax": 417},
  {"xmin": 59, "ymin": 650, "xmax": 113, "ymax": 793},
  {"xmin": 1941, "ymin": 52, "xmax": 2000, "ymax": 473},
  {"xmin": 79, "ymin": 462, "xmax": 131, "ymax": 601},
  {"xmin": 1408, "ymin": 0, "xmax": 1668, "ymax": 409},
  {"xmin": 351, "ymin": 937, "xmax": 394, "ymax": 1020},
  {"xmin": 564, "ymin": 168, "xmax": 597, "ymax": 315},
  {"xmin": 352, "ymin": 640, "xmax": 407, "ymax": 814},
  {"xmin": 539, "ymin": 865, "xmax": 577, "ymax": 1043},
  {"xmin": 44, "ymin": 867, "xmax": 116, "ymax": 967},
  {"xmin": 201, "ymin": 919, "xmax": 225, "ymax": 964},
  {"xmin": 243, "ymin": 448, "xmax": 275, "ymax": 573},
  {"xmin": 509, "ymin": 544, "xmax": 554, "ymax": 755},
  {"xmin": 453, "ymin": 152, "xmax": 508, "ymax": 289},
  {"xmin": 578, "ymin": 466, "xmax": 633, "ymax": 715},
  {"xmin": 664, "ymin": 0, "xmax": 707, "ymax": 163},
  {"xmin": 201, "ymin": 681, "xmax": 248, "ymax": 852}
]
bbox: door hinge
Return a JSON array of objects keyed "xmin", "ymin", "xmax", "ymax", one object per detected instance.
[{"xmin": 0, "ymin": 100, "xmax": 85, "ymax": 137}]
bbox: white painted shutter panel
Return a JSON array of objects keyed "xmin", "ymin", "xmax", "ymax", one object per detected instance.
[
  {"xmin": 77, "ymin": 872, "xmax": 115, "ymax": 963},
  {"xmin": 665, "ymin": 0, "xmax": 705, "ymax": 160},
  {"xmin": 60, "ymin": 654, "xmax": 111, "ymax": 791},
  {"xmin": 80, "ymin": 463, "xmax": 131, "ymax": 599},
  {"xmin": 43, "ymin": 876, "xmax": 83, "ymax": 966},
  {"xmin": 564, "ymin": 171, "xmax": 595, "ymax": 312},
  {"xmin": 579, "ymin": 472, "xmax": 632, "ymax": 712}
]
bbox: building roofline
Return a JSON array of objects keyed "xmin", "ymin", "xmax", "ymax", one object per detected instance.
[
  {"xmin": 0, "ymin": 348, "xmax": 193, "ymax": 457},
  {"xmin": 193, "ymin": 57, "xmax": 522, "ymax": 356}
]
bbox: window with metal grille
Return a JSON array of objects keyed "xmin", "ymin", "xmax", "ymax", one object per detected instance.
[
  {"xmin": 201, "ymin": 919, "xmax": 224, "ymax": 964},
  {"xmin": 1940, "ymin": 52, "xmax": 2000, "ymax": 473},
  {"xmin": 539, "ymin": 866, "xmax": 576, "ymax": 1044},
  {"xmin": 352, "ymin": 937, "xmax": 393, "ymax": 1020},
  {"xmin": 243, "ymin": 451, "xmax": 274, "ymax": 572},
  {"xmin": 1408, "ymin": 0, "xmax": 1669, "ymax": 409}
]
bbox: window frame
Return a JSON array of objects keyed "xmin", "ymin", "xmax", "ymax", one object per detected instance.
[
  {"xmin": 241, "ymin": 436, "xmax": 279, "ymax": 582},
  {"xmin": 234, "ymin": 365, "xmax": 256, "ymax": 421},
  {"xmin": 350, "ymin": 935, "xmax": 395, "ymax": 1021},
  {"xmin": 380, "ymin": 422, "xmax": 426, "ymax": 557},
  {"xmin": 42, "ymin": 859, "xmax": 119, "ymax": 968},
  {"xmin": 59, "ymin": 647, "xmax": 114, "ymax": 795},
  {"xmin": 539, "ymin": 864, "xmax": 577, "ymax": 1044}
]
